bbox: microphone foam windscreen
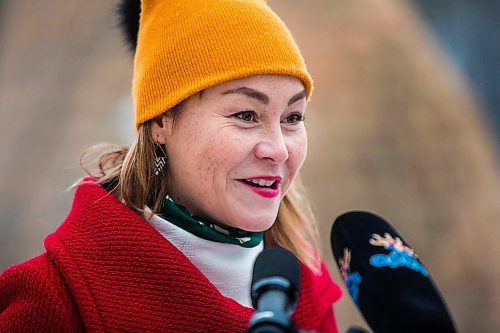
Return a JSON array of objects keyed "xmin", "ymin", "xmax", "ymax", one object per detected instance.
[
  {"xmin": 331, "ymin": 211, "xmax": 456, "ymax": 333},
  {"xmin": 252, "ymin": 247, "xmax": 301, "ymax": 296}
]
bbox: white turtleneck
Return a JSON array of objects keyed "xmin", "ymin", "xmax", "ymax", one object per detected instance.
[{"xmin": 147, "ymin": 213, "xmax": 263, "ymax": 308}]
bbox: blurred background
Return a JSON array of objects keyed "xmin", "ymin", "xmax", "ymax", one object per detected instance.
[{"xmin": 1, "ymin": 0, "xmax": 499, "ymax": 332}]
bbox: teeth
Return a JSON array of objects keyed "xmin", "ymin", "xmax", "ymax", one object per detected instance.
[{"xmin": 249, "ymin": 179, "xmax": 275, "ymax": 187}]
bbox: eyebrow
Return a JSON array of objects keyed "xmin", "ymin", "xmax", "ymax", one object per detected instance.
[
  {"xmin": 222, "ymin": 87, "xmax": 306, "ymax": 106},
  {"xmin": 288, "ymin": 90, "xmax": 307, "ymax": 106}
]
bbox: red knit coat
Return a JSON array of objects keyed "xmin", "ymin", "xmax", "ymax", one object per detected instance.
[{"xmin": 0, "ymin": 181, "xmax": 342, "ymax": 332}]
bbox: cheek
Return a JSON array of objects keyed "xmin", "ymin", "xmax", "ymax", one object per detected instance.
[
  {"xmin": 200, "ymin": 153, "xmax": 224, "ymax": 185},
  {"xmin": 208, "ymin": 135, "xmax": 250, "ymax": 180},
  {"xmin": 288, "ymin": 132, "xmax": 308, "ymax": 173},
  {"xmin": 191, "ymin": 131, "xmax": 248, "ymax": 188}
]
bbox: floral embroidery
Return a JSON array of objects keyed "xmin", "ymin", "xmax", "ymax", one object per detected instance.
[
  {"xmin": 339, "ymin": 248, "xmax": 362, "ymax": 306},
  {"xmin": 368, "ymin": 233, "xmax": 429, "ymax": 276}
]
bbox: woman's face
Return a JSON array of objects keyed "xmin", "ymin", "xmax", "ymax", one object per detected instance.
[{"xmin": 153, "ymin": 74, "xmax": 308, "ymax": 231}]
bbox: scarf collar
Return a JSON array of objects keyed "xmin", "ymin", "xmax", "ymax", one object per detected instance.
[{"xmin": 157, "ymin": 195, "xmax": 264, "ymax": 248}]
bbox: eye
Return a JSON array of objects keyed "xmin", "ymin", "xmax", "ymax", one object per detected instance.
[
  {"xmin": 233, "ymin": 110, "xmax": 257, "ymax": 123},
  {"xmin": 282, "ymin": 112, "xmax": 305, "ymax": 124}
]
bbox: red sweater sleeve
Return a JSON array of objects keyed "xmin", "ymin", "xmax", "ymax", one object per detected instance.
[
  {"xmin": 318, "ymin": 306, "xmax": 338, "ymax": 333},
  {"xmin": 0, "ymin": 254, "xmax": 83, "ymax": 332}
]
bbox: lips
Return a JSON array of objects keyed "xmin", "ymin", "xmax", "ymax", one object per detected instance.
[
  {"xmin": 238, "ymin": 176, "xmax": 282, "ymax": 198},
  {"xmin": 241, "ymin": 178, "xmax": 278, "ymax": 189}
]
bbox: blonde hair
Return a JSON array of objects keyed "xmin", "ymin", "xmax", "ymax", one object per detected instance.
[{"xmin": 81, "ymin": 118, "xmax": 321, "ymax": 273}]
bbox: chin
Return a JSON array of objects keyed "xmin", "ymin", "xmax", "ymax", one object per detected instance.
[
  {"xmin": 237, "ymin": 216, "xmax": 276, "ymax": 232},
  {"xmin": 222, "ymin": 207, "xmax": 278, "ymax": 232}
]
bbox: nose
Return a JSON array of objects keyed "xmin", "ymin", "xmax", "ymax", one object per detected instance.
[{"xmin": 254, "ymin": 126, "xmax": 289, "ymax": 164}]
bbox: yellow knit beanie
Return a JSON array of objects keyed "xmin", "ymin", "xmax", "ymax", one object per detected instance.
[{"xmin": 133, "ymin": 0, "xmax": 313, "ymax": 129}]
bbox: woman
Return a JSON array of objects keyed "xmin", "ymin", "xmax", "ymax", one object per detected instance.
[{"xmin": 0, "ymin": 0, "xmax": 342, "ymax": 332}]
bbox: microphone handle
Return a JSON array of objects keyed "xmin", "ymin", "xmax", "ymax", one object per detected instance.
[{"xmin": 248, "ymin": 290, "xmax": 297, "ymax": 333}]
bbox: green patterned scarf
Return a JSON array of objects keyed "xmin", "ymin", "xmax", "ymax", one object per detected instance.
[{"xmin": 157, "ymin": 196, "xmax": 263, "ymax": 248}]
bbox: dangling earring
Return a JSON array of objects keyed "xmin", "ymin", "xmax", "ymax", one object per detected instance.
[{"xmin": 153, "ymin": 143, "xmax": 167, "ymax": 176}]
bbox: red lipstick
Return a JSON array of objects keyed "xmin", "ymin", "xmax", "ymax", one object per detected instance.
[{"xmin": 239, "ymin": 176, "xmax": 282, "ymax": 198}]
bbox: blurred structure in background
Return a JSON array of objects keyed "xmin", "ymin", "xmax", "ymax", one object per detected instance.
[
  {"xmin": 414, "ymin": 0, "xmax": 500, "ymax": 144},
  {"xmin": 0, "ymin": 1, "xmax": 499, "ymax": 332}
]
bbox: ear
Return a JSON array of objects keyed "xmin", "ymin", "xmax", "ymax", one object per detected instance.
[{"xmin": 150, "ymin": 115, "xmax": 170, "ymax": 144}]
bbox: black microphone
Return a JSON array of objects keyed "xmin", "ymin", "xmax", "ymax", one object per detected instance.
[
  {"xmin": 331, "ymin": 211, "xmax": 457, "ymax": 333},
  {"xmin": 247, "ymin": 247, "xmax": 301, "ymax": 333}
]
